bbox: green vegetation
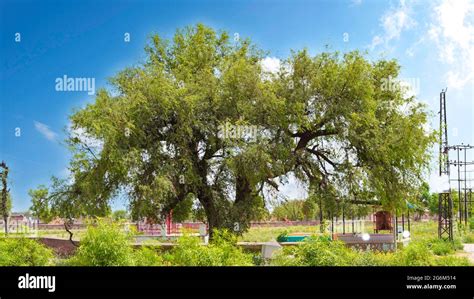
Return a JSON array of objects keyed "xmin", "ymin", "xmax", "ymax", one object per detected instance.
[
  {"xmin": 111, "ymin": 210, "xmax": 129, "ymax": 221},
  {"xmin": 65, "ymin": 221, "xmax": 251, "ymax": 266},
  {"xmin": 272, "ymin": 199, "xmax": 317, "ymax": 221},
  {"xmin": 0, "ymin": 220, "xmax": 471, "ymax": 266},
  {"xmin": 165, "ymin": 230, "xmax": 253, "ymax": 266},
  {"xmin": 133, "ymin": 246, "xmax": 165, "ymax": 266},
  {"xmin": 29, "ymin": 186, "xmax": 53, "ymax": 223},
  {"xmin": 64, "ymin": 220, "xmax": 165, "ymax": 266},
  {"xmin": 65, "ymin": 220, "xmax": 137, "ymax": 266},
  {"xmin": 0, "ymin": 237, "xmax": 54, "ymax": 266},
  {"xmin": 463, "ymin": 232, "xmax": 474, "ymax": 244},
  {"xmin": 271, "ymin": 237, "xmax": 470, "ymax": 266}
]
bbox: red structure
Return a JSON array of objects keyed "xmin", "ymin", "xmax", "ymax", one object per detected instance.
[
  {"xmin": 374, "ymin": 211, "xmax": 392, "ymax": 233},
  {"xmin": 165, "ymin": 210, "xmax": 173, "ymax": 235}
]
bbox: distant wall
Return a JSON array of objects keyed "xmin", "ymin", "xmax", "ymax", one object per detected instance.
[
  {"xmin": 38, "ymin": 224, "xmax": 86, "ymax": 230},
  {"xmin": 249, "ymin": 220, "xmax": 321, "ymax": 227}
]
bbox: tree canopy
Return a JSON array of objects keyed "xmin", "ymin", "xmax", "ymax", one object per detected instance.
[{"xmin": 31, "ymin": 24, "xmax": 435, "ymax": 236}]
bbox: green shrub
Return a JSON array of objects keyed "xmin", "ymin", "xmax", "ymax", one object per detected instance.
[
  {"xmin": 352, "ymin": 250, "xmax": 395, "ymax": 266},
  {"xmin": 133, "ymin": 246, "xmax": 164, "ymax": 266},
  {"xmin": 429, "ymin": 239, "xmax": 455, "ymax": 256},
  {"xmin": 0, "ymin": 237, "xmax": 54, "ymax": 266},
  {"xmin": 453, "ymin": 238, "xmax": 464, "ymax": 250},
  {"xmin": 469, "ymin": 217, "xmax": 474, "ymax": 230},
  {"xmin": 463, "ymin": 233, "xmax": 474, "ymax": 243},
  {"xmin": 166, "ymin": 230, "xmax": 253, "ymax": 266},
  {"xmin": 396, "ymin": 241, "xmax": 434, "ymax": 266},
  {"xmin": 426, "ymin": 238, "xmax": 463, "ymax": 256},
  {"xmin": 271, "ymin": 237, "xmax": 354, "ymax": 266},
  {"xmin": 67, "ymin": 220, "xmax": 135, "ymax": 266},
  {"xmin": 433, "ymin": 255, "xmax": 471, "ymax": 266},
  {"xmin": 271, "ymin": 234, "xmax": 474, "ymax": 267}
]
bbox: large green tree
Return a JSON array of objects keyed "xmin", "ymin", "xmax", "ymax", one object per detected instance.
[{"xmin": 33, "ymin": 24, "xmax": 434, "ymax": 236}]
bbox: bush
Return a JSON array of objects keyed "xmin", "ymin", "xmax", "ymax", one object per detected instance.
[
  {"xmin": 0, "ymin": 237, "xmax": 54, "ymax": 266},
  {"xmin": 352, "ymin": 250, "xmax": 395, "ymax": 266},
  {"xmin": 463, "ymin": 233, "xmax": 474, "ymax": 243},
  {"xmin": 454, "ymin": 238, "xmax": 464, "ymax": 249},
  {"xmin": 395, "ymin": 241, "xmax": 434, "ymax": 266},
  {"xmin": 67, "ymin": 220, "xmax": 166, "ymax": 266},
  {"xmin": 271, "ymin": 237, "xmax": 354, "ymax": 266},
  {"xmin": 428, "ymin": 239, "xmax": 455, "ymax": 256},
  {"xmin": 67, "ymin": 220, "xmax": 136, "ymax": 266},
  {"xmin": 166, "ymin": 230, "xmax": 253, "ymax": 266},
  {"xmin": 271, "ymin": 237, "xmax": 466, "ymax": 266},
  {"xmin": 133, "ymin": 246, "xmax": 164, "ymax": 266},
  {"xmin": 433, "ymin": 256, "xmax": 471, "ymax": 266}
]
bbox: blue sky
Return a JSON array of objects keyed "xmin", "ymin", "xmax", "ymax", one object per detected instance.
[{"xmin": 1, "ymin": 0, "xmax": 473, "ymax": 211}]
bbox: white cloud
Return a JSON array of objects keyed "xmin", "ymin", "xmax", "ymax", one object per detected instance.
[
  {"xmin": 351, "ymin": 0, "xmax": 362, "ymax": 6},
  {"xmin": 428, "ymin": 0, "xmax": 474, "ymax": 89},
  {"xmin": 446, "ymin": 70, "xmax": 473, "ymax": 89},
  {"xmin": 369, "ymin": 35, "xmax": 383, "ymax": 50},
  {"xmin": 34, "ymin": 121, "xmax": 57, "ymax": 142},
  {"xmin": 369, "ymin": 0, "xmax": 416, "ymax": 50},
  {"xmin": 260, "ymin": 57, "xmax": 281, "ymax": 74}
]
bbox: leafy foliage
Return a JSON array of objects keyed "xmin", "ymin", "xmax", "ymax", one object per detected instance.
[
  {"xmin": 133, "ymin": 246, "xmax": 164, "ymax": 266},
  {"xmin": 271, "ymin": 237, "xmax": 469, "ymax": 266},
  {"xmin": 111, "ymin": 210, "xmax": 129, "ymax": 221},
  {"xmin": 0, "ymin": 237, "xmax": 54, "ymax": 266},
  {"xmin": 463, "ymin": 232, "xmax": 474, "ymax": 243},
  {"xmin": 396, "ymin": 241, "xmax": 434, "ymax": 266},
  {"xmin": 272, "ymin": 200, "xmax": 305, "ymax": 221},
  {"xmin": 433, "ymin": 255, "xmax": 470, "ymax": 266},
  {"xmin": 66, "ymin": 221, "xmax": 252, "ymax": 266},
  {"xmin": 66, "ymin": 220, "xmax": 136, "ymax": 266},
  {"xmin": 428, "ymin": 239, "xmax": 456, "ymax": 256},
  {"xmin": 29, "ymin": 186, "xmax": 53, "ymax": 223},
  {"xmin": 272, "ymin": 237, "xmax": 354, "ymax": 266},
  {"xmin": 165, "ymin": 229, "xmax": 253, "ymax": 266}
]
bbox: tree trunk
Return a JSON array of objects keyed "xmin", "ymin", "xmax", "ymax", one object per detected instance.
[
  {"xmin": 198, "ymin": 187, "xmax": 224, "ymax": 240},
  {"xmin": 1, "ymin": 161, "xmax": 8, "ymax": 235}
]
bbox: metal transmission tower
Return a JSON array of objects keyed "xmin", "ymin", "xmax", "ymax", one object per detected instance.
[
  {"xmin": 447, "ymin": 144, "xmax": 474, "ymax": 225},
  {"xmin": 439, "ymin": 90, "xmax": 449, "ymax": 176},
  {"xmin": 438, "ymin": 89, "xmax": 453, "ymax": 241}
]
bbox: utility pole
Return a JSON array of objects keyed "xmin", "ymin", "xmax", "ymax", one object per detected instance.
[
  {"xmin": 438, "ymin": 89, "xmax": 453, "ymax": 241},
  {"xmin": 0, "ymin": 161, "xmax": 9, "ymax": 235}
]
